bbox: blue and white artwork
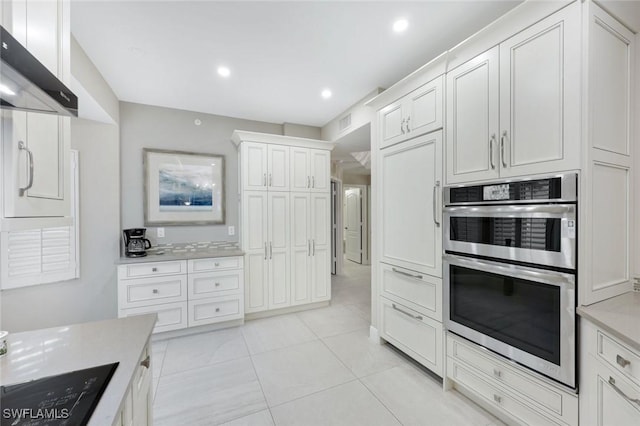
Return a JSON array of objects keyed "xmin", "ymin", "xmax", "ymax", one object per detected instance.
[{"xmin": 158, "ymin": 164, "xmax": 214, "ymax": 212}]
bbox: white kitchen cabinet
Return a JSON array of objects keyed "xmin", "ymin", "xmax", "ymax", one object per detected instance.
[
  {"xmin": 310, "ymin": 149, "xmax": 330, "ymax": 192},
  {"xmin": 267, "ymin": 192, "xmax": 290, "ymax": 309},
  {"xmin": 580, "ymin": 319, "xmax": 640, "ymax": 426},
  {"xmin": 289, "ymin": 147, "xmax": 331, "ymax": 192},
  {"xmin": 445, "ymin": 2, "xmax": 581, "ymax": 184},
  {"xmin": 310, "ymin": 193, "xmax": 331, "ymax": 301},
  {"xmin": 267, "ymin": 145, "xmax": 289, "ymax": 190},
  {"xmin": 379, "ymin": 131, "xmax": 442, "ymax": 277},
  {"xmin": 379, "ymin": 75, "xmax": 443, "ymax": 149},
  {"xmin": 240, "ymin": 142, "xmax": 268, "ymax": 191},
  {"xmin": 1, "ymin": 0, "xmax": 71, "ymax": 218}
]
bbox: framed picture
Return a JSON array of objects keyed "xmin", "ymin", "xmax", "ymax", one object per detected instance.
[{"xmin": 143, "ymin": 148, "xmax": 225, "ymax": 226}]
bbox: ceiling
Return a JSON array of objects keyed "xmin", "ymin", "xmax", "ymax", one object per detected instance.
[{"xmin": 70, "ymin": 0, "xmax": 523, "ymax": 128}]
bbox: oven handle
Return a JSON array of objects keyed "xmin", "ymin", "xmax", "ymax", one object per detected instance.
[
  {"xmin": 444, "ymin": 203, "xmax": 576, "ymax": 217},
  {"xmin": 443, "ymin": 253, "xmax": 575, "ymax": 288}
]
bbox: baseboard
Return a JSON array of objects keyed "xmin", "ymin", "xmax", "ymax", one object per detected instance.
[
  {"xmin": 369, "ymin": 325, "xmax": 381, "ymax": 343},
  {"xmin": 244, "ymin": 300, "xmax": 330, "ymax": 321},
  {"xmin": 151, "ymin": 318, "xmax": 244, "ymax": 341}
]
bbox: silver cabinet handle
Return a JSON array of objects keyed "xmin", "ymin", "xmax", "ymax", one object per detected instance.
[
  {"xmin": 140, "ymin": 355, "xmax": 150, "ymax": 369},
  {"xmin": 608, "ymin": 377, "xmax": 640, "ymax": 407},
  {"xmin": 308, "ymin": 240, "xmax": 311, "ymax": 256},
  {"xmin": 269, "ymin": 173, "xmax": 272, "ymax": 187},
  {"xmin": 392, "ymin": 303, "xmax": 423, "ymax": 320},
  {"xmin": 489, "ymin": 134, "xmax": 496, "ymax": 169},
  {"xmin": 152, "ymin": 289, "xmax": 159, "ymax": 294},
  {"xmin": 270, "ymin": 241, "xmax": 273, "ymax": 259},
  {"xmin": 264, "ymin": 242, "xmax": 267, "ymax": 260},
  {"xmin": 617, "ymin": 354, "xmax": 631, "ymax": 368},
  {"xmin": 406, "ymin": 116, "xmax": 411, "ymax": 133},
  {"xmin": 18, "ymin": 141, "xmax": 34, "ymax": 197},
  {"xmin": 391, "ymin": 267, "xmax": 423, "ymax": 280},
  {"xmin": 433, "ymin": 180, "xmax": 441, "ymax": 227},
  {"xmin": 215, "ymin": 282, "xmax": 220, "ymax": 287},
  {"xmin": 493, "ymin": 368, "xmax": 502, "ymax": 378},
  {"xmin": 307, "ymin": 176, "xmax": 310, "ymax": 188},
  {"xmin": 400, "ymin": 118, "xmax": 406, "ymax": 134},
  {"xmin": 493, "ymin": 394, "xmax": 502, "ymax": 404},
  {"xmin": 215, "ymin": 307, "xmax": 220, "ymax": 313},
  {"xmin": 500, "ymin": 131, "xmax": 508, "ymax": 168},
  {"xmin": 152, "ymin": 267, "xmax": 158, "ymax": 272},
  {"xmin": 214, "ymin": 262, "xmax": 220, "ymax": 267},
  {"xmin": 312, "ymin": 176, "xmax": 315, "ymax": 188}
]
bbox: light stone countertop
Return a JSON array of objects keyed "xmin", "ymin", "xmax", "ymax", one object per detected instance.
[
  {"xmin": 117, "ymin": 241, "xmax": 244, "ymax": 264},
  {"xmin": 0, "ymin": 315, "xmax": 156, "ymax": 426},
  {"xmin": 577, "ymin": 291, "xmax": 640, "ymax": 353}
]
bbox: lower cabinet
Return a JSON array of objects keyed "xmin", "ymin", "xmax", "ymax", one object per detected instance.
[
  {"xmin": 580, "ymin": 318, "xmax": 640, "ymax": 426},
  {"xmin": 447, "ymin": 333, "xmax": 578, "ymax": 426},
  {"xmin": 117, "ymin": 256, "xmax": 244, "ymax": 333},
  {"xmin": 117, "ymin": 341, "xmax": 152, "ymax": 426}
]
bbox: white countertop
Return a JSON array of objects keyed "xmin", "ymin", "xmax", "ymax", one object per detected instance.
[
  {"xmin": 117, "ymin": 241, "xmax": 244, "ymax": 264},
  {"xmin": 0, "ymin": 315, "xmax": 156, "ymax": 426},
  {"xmin": 577, "ymin": 291, "xmax": 640, "ymax": 352}
]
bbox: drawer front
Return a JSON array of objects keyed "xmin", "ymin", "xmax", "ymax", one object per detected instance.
[
  {"xmin": 188, "ymin": 295, "xmax": 243, "ymax": 327},
  {"xmin": 379, "ymin": 297, "xmax": 442, "ymax": 375},
  {"xmin": 447, "ymin": 334, "xmax": 566, "ymax": 417},
  {"xmin": 119, "ymin": 302, "xmax": 188, "ymax": 333},
  {"xmin": 449, "ymin": 359, "xmax": 564, "ymax": 426},
  {"xmin": 379, "ymin": 262, "xmax": 441, "ymax": 320},
  {"xmin": 119, "ymin": 275, "xmax": 187, "ymax": 309},
  {"xmin": 118, "ymin": 260, "xmax": 186, "ymax": 279},
  {"xmin": 188, "ymin": 256, "xmax": 242, "ymax": 273},
  {"xmin": 597, "ymin": 331, "xmax": 640, "ymax": 386},
  {"xmin": 188, "ymin": 270, "xmax": 242, "ymax": 300}
]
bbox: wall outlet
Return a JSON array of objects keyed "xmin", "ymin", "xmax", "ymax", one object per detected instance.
[
  {"xmin": 157, "ymin": 227, "xmax": 165, "ymax": 238},
  {"xmin": 228, "ymin": 226, "xmax": 235, "ymax": 236}
]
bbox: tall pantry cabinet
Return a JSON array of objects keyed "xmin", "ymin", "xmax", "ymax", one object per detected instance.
[{"xmin": 233, "ymin": 131, "xmax": 334, "ymax": 315}]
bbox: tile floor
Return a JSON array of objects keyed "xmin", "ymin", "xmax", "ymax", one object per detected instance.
[{"xmin": 151, "ymin": 260, "xmax": 502, "ymax": 426}]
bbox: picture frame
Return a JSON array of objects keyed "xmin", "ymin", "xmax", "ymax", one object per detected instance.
[{"xmin": 143, "ymin": 148, "xmax": 225, "ymax": 226}]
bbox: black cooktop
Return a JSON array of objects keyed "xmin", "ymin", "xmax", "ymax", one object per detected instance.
[{"xmin": 0, "ymin": 362, "xmax": 118, "ymax": 426}]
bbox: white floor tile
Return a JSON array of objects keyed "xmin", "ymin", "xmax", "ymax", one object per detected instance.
[
  {"xmin": 251, "ymin": 340, "xmax": 355, "ymax": 407},
  {"xmin": 297, "ymin": 304, "xmax": 369, "ymax": 338},
  {"xmin": 343, "ymin": 302, "xmax": 372, "ymax": 322},
  {"xmin": 219, "ymin": 410, "xmax": 275, "ymax": 426},
  {"xmin": 241, "ymin": 314, "xmax": 317, "ymax": 355},
  {"xmin": 361, "ymin": 364, "xmax": 502, "ymax": 426},
  {"xmin": 153, "ymin": 357, "xmax": 267, "ymax": 426},
  {"xmin": 161, "ymin": 327, "xmax": 249, "ymax": 376},
  {"xmin": 322, "ymin": 330, "xmax": 405, "ymax": 378},
  {"xmin": 270, "ymin": 380, "xmax": 400, "ymax": 426}
]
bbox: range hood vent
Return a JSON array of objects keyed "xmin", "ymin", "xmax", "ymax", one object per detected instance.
[{"xmin": 1, "ymin": 25, "xmax": 77, "ymax": 117}]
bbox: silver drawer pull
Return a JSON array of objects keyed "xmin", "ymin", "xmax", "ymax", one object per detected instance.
[
  {"xmin": 152, "ymin": 289, "xmax": 159, "ymax": 294},
  {"xmin": 616, "ymin": 354, "xmax": 631, "ymax": 368},
  {"xmin": 493, "ymin": 394, "xmax": 502, "ymax": 404},
  {"xmin": 140, "ymin": 355, "xmax": 150, "ymax": 369},
  {"xmin": 391, "ymin": 267, "xmax": 423, "ymax": 280},
  {"xmin": 215, "ymin": 282, "xmax": 220, "ymax": 287},
  {"xmin": 18, "ymin": 141, "xmax": 34, "ymax": 196},
  {"xmin": 215, "ymin": 308, "xmax": 220, "ymax": 313},
  {"xmin": 214, "ymin": 262, "xmax": 220, "ymax": 267},
  {"xmin": 391, "ymin": 303, "xmax": 423, "ymax": 321},
  {"xmin": 152, "ymin": 267, "xmax": 158, "ymax": 272},
  {"xmin": 608, "ymin": 377, "xmax": 640, "ymax": 407},
  {"xmin": 493, "ymin": 369, "xmax": 502, "ymax": 378}
]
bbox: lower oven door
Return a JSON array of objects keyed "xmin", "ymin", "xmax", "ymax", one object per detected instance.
[{"xmin": 444, "ymin": 254, "xmax": 576, "ymax": 388}]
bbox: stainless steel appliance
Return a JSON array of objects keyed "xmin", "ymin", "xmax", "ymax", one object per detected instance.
[
  {"xmin": 123, "ymin": 228, "xmax": 152, "ymax": 257},
  {"xmin": 443, "ymin": 172, "xmax": 578, "ymax": 389}
]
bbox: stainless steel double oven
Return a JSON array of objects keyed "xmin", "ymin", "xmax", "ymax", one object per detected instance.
[{"xmin": 444, "ymin": 173, "xmax": 577, "ymax": 389}]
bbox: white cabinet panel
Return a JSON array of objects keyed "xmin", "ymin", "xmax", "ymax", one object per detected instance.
[
  {"xmin": 379, "ymin": 103, "xmax": 404, "ymax": 148},
  {"xmin": 380, "ymin": 132, "xmax": 442, "ymax": 277},
  {"xmin": 290, "ymin": 147, "xmax": 310, "ymax": 191},
  {"xmin": 267, "ymin": 145, "xmax": 289, "ymax": 190},
  {"xmin": 311, "ymin": 193, "xmax": 330, "ymax": 247},
  {"xmin": 188, "ymin": 295, "xmax": 243, "ymax": 327},
  {"xmin": 119, "ymin": 275, "xmax": 187, "ymax": 309},
  {"xmin": 268, "ymin": 192, "xmax": 290, "ymax": 309},
  {"xmin": 188, "ymin": 257, "xmax": 241, "ymax": 273},
  {"xmin": 120, "ymin": 302, "xmax": 188, "ymax": 333},
  {"xmin": 379, "ymin": 262, "xmax": 441, "ymax": 321},
  {"xmin": 119, "ymin": 260, "xmax": 186, "ymax": 280},
  {"xmin": 290, "ymin": 193, "xmax": 311, "ymax": 305},
  {"xmin": 241, "ymin": 142, "xmax": 268, "ymax": 191},
  {"xmin": 243, "ymin": 192, "xmax": 268, "ymax": 252},
  {"xmin": 311, "ymin": 245, "xmax": 330, "ymax": 302},
  {"xmin": 244, "ymin": 251, "xmax": 268, "ymax": 313},
  {"xmin": 310, "ymin": 149, "xmax": 330, "ymax": 192},
  {"xmin": 188, "ymin": 270, "xmax": 241, "ymax": 299}
]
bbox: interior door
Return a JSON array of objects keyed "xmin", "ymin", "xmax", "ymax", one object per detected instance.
[
  {"xmin": 268, "ymin": 192, "xmax": 290, "ymax": 309},
  {"xmin": 344, "ymin": 187, "xmax": 362, "ymax": 264}
]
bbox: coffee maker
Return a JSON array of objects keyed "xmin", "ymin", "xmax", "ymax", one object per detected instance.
[{"xmin": 123, "ymin": 228, "xmax": 152, "ymax": 257}]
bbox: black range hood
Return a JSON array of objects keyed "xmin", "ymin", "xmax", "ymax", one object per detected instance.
[{"xmin": 1, "ymin": 25, "xmax": 78, "ymax": 117}]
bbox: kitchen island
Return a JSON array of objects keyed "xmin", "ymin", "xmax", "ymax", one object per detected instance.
[{"xmin": 0, "ymin": 314, "xmax": 156, "ymax": 426}]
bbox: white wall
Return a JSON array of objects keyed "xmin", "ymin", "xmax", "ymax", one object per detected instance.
[{"xmin": 119, "ymin": 102, "xmax": 283, "ymax": 246}]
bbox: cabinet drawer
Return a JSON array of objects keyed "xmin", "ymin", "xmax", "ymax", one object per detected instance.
[
  {"xmin": 119, "ymin": 275, "xmax": 187, "ymax": 309},
  {"xmin": 449, "ymin": 359, "xmax": 564, "ymax": 426},
  {"xmin": 447, "ymin": 334, "xmax": 574, "ymax": 419},
  {"xmin": 188, "ymin": 295, "xmax": 243, "ymax": 327},
  {"xmin": 188, "ymin": 256, "xmax": 242, "ymax": 273},
  {"xmin": 379, "ymin": 262, "xmax": 441, "ymax": 320},
  {"xmin": 597, "ymin": 331, "xmax": 640, "ymax": 386},
  {"xmin": 118, "ymin": 260, "xmax": 186, "ymax": 279},
  {"xmin": 119, "ymin": 302, "xmax": 188, "ymax": 333},
  {"xmin": 188, "ymin": 270, "xmax": 242, "ymax": 300},
  {"xmin": 379, "ymin": 297, "xmax": 442, "ymax": 376}
]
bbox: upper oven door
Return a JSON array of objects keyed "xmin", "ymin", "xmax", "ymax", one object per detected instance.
[{"xmin": 444, "ymin": 204, "xmax": 576, "ymax": 270}]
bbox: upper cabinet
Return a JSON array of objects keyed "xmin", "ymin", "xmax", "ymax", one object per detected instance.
[
  {"xmin": 1, "ymin": 0, "xmax": 71, "ymax": 219},
  {"xmin": 240, "ymin": 142, "xmax": 289, "ymax": 191},
  {"xmin": 446, "ymin": 3, "xmax": 581, "ymax": 184},
  {"xmin": 290, "ymin": 147, "xmax": 330, "ymax": 192},
  {"xmin": 379, "ymin": 76, "xmax": 443, "ymax": 149}
]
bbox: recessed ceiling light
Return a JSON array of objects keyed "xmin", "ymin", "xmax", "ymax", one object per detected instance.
[
  {"xmin": 321, "ymin": 89, "xmax": 332, "ymax": 99},
  {"xmin": 393, "ymin": 19, "xmax": 409, "ymax": 33},
  {"xmin": 217, "ymin": 66, "xmax": 230, "ymax": 78}
]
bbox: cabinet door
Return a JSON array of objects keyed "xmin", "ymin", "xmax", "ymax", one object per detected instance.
[
  {"xmin": 241, "ymin": 142, "xmax": 268, "ymax": 191},
  {"xmin": 243, "ymin": 192, "xmax": 268, "ymax": 313},
  {"xmin": 311, "ymin": 193, "xmax": 331, "ymax": 301},
  {"xmin": 267, "ymin": 145, "xmax": 289, "ymax": 190},
  {"xmin": 290, "ymin": 192, "xmax": 311, "ymax": 305},
  {"xmin": 446, "ymin": 47, "xmax": 499, "ymax": 184},
  {"xmin": 290, "ymin": 147, "xmax": 310, "ymax": 191},
  {"xmin": 131, "ymin": 345, "xmax": 152, "ymax": 426},
  {"xmin": 379, "ymin": 101, "xmax": 405, "ymax": 149},
  {"xmin": 2, "ymin": 0, "xmax": 70, "ymax": 217},
  {"xmin": 499, "ymin": 3, "xmax": 580, "ymax": 177},
  {"xmin": 380, "ymin": 132, "xmax": 442, "ymax": 277},
  {"xmin": 406, "ymin": 76, "xmax": 443, "ymax": 137},
  {"xmin": 310, "ymin": 149, "xmax": 330, "ymax": 192},
  {"xmin": 268, "ymin": 192, "xmax": 290, "ymax": 309}
]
